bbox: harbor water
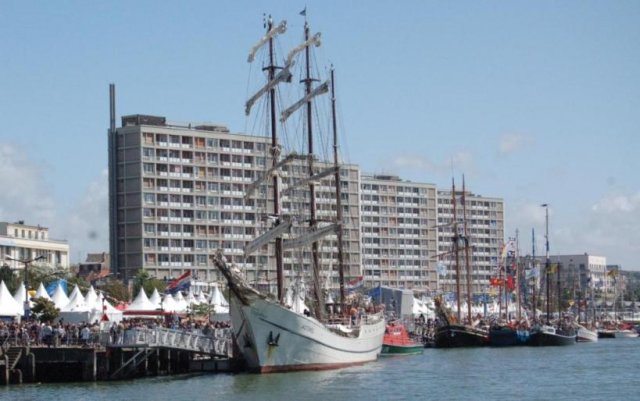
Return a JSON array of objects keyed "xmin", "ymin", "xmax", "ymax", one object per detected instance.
[{"xmin": 3, "ymin": 338, "xmax": 638, "ymax": 401}]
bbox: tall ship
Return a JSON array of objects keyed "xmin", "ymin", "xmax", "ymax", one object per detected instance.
[
  {"xmin": 434, "ymin": 177, "xmax": 489, "ymax": 347},
  {"xmin": 213, "ymin": 15, "xmax": 385, "ymax": 373}
]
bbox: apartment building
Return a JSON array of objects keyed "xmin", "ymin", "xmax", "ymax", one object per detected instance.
[
  {"xmin": 109, "ymin": 114, "xmax": 362, "ymax": 285},
  {"xmin": 360, "ymin": 175, "xmax": 438, "ymax": 291},
  {"xmin": 548, "ymin": 254, "xmax": 608, "ymax": 294},
  {"xmin": 436, "ymin": 187, "xmax": 504, "ymax": 297},
  {"xmin": 0, "ymin": 221, "xmax": 70, "ymax": 275}
]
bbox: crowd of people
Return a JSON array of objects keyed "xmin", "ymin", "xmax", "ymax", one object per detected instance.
[{"xmin": 0, "ymin": 317, "xmax": 231, "ymax": 349}]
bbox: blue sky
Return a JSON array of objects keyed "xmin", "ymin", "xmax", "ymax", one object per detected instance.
[{"xmin": 1, "ymin": 1, "xmax": 638, "ymax": 269}]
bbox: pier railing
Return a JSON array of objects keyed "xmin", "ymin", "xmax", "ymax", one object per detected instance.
[{"xmin": 115, "ymin": 327, "xmax": 233, "ymax": 357}]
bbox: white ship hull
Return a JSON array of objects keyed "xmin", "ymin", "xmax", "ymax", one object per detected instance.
[
  {"xmin": 615, "ymin": 329, "xmax": 639, "ymax": 338},
  {"xmin": 576, "ymin": 325, "xmax": 598, "ymax": 342},
  {"xmin": 229, "ymin": 294, "xmax": 385, "ymax": 373}
]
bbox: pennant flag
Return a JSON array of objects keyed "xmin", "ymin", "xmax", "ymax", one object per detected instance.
[
  {"xmin": 547, "ymin": 263, "xmax": 557, "ymax": 274},
  {"xmin": 346, "ymin": 276, "xmax": 363, "ymax": 293},
  {"xmin": 300, "ymin": 7, "xmax": 307, "ymax": 16},
  {"xmin": 165, "ymin": 270, "xmax": 191, "ymax": 294}
]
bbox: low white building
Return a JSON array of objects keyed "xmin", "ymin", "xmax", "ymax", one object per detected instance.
[{"xmin": 0, "ymin": 221, "xmax": 70, "ymax": 277}]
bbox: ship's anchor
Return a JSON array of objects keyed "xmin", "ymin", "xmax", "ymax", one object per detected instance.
[{"xmin": 268, "ymin": 331, "xmax": 280, "ymax": 346}]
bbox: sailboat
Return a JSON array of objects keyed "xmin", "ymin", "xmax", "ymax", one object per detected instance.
[
  {"xmin": 434, "ymin": 177, "xmax": 489, "ymax": 348},
  {"xmin": 528, "ymin": 204, "xmax": 576, "ymax": 346},
  {"xmin": 213, "ymin": 15, "xmax": 385, "ymax": 373},
  {"xmin": 489, "ymin": 236, "xmax": 531, "ymax": 346}
]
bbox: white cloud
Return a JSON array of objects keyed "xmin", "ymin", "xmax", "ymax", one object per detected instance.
[
  {"xmin": 507, "ymin": 192, "xmax": 640, "ymax": 269},
  {"xmin": 0, "ymin": 143, "xmax": 56, "ymax": 226},
  {"xmin": 0, "ymin": 143, "xmax": 108, "ymax": 264},
  {"xmin": 57, "ymin": 169, "xmax": 109, "ymax": 262},
  {"xmin": 390, "ymin": 151, "xmax": 475, "ymax": 175},
  {"xmin": 498, "ymin": 133, "xmax": 532, "ymax": 156}
]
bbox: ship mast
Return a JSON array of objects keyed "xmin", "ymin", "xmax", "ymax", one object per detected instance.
[
  {"xmin": 452, "ymin": 178, "xmax": 461, "ymax": 323},
  {"xmin": 531, "ymin": 228, "xmax": 537, "ymax": 322},
  {"xmin": 265, "ymin": 17, "xmax": 286, "ymax": 303},
  {"xmin": 330, "ymin": 67, "xmax": 347, "ymax": 311},
  {"xmin": 543, "ymin": 203, "xmax": 550, "ymax": 324},
  {"xmin": 302, "ymin": 21, "xmax": 324, "ymax": 320},
  {"xmin": 462, "ymin": 176, "xmax": 472, "ymax": 324}
]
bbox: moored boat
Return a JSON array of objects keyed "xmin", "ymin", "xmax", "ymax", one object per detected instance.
[
  {"xmin": 528, "ymin": 324, "xmax": 576, "ymax": 346},
  {"xmin": 214, "ymin": 263, "xmax": 385, "ymax": 372},
  {"xmin": 435, "ymin": 323, "xmax": 489, "ymax": 348},
  {"xmin": 573, "ymin": 322, "xmax": 598, "ymax": 343},
  {"xmin": 597, "ymin": 329, "xmax": 616, "ymax": 339},
  {"xmin": 489, "ymin": 324, "xmax": 530, "ymax": 346},
  {"xmin": 213, "ymin": 15, "xmax": 386, "ymax": 373},
  {"xmin": 381, "ymin": 322, "xmax": 424, "ymax": 355},
  {"xmin": 575, "ymin": 324, "xmax": 598, "ymax": 343}
]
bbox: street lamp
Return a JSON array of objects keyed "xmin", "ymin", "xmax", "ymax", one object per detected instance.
[
  {"xmin": 5, "ymin": 255, "xmax": 46, "ymax": 290},
  {"xmin": 5, "ymin": 255, "xmax": 45, "ymax": 319}
]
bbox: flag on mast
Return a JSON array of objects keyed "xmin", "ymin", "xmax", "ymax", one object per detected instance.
[
  {"xmin": 165, "ymin": 270, "xmax": 192, "ymax": 294},
  {"xmin": 300, "ymin": 7, "xmax": 307, "ymax": 16}
]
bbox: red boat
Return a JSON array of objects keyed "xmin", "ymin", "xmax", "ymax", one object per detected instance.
[{"xmin": 381, "ymin": 322, "xmax": 424, "ymax": 355}]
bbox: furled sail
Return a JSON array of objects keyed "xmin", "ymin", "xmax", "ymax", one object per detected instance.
[
  {"xmin": 280, "ymin": 80, "xmax": 330, "ymax": 122},
  {"xmin": 281, "ymin": 166, "xmax": 338, "ymax": 196},
  {"xmin": 244, "ymin": 153, "xmax": 306, "ymax": 199},
  {"xmin": 282, "ymin": 223, "xmax": 338, "ymax": 250},
  {"xmin": 247, "ymin": 20, "xmax": 287, "ymax": 63},
  {"xmin": 284, "ymin": 32, "xmax": 321, "ymax": 68},
  {"xmin": 245, "ymin": 67, "xmax": 293, "ymax": 115},
  {"xmin": 244, "ymin": 220, "xmax": 293, "ymax": 256}
]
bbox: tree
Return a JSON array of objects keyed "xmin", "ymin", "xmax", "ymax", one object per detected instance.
[
  {"xmin": 100, "ymin": 278, "xmax": 130, "ymax": 303},
  {"xmin": 31, "ymin": 297, "xmax": 60, "ymax": 323},
  {"xmin": 0, "ymin": 264, "xmax": 20, "ymax": 294},
  {"xmin": 191, "ymin": 302, "xmax": 216, "ymax": 321},
  {"xmin": 133, "ymin": 269, "xmax": 166, "ymax": 298}
]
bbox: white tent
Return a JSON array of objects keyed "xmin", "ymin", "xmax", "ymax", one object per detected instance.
[
  {"xmin": 209, "ymin": 283, "xmax": 229, "ymax": 307},
  {"xmin": 59, "ymin": 285, "xmax": 93, "ymax": 323},
  {"xmin": 35, "ymin": 283, "xmax": 52, "ymax": 301},
  {"xmin": 173, "ymin": 291, "xmax": 188, "ymax": 312},
  {"xmin": 126, "ymin": 288, "xmax": 157, "ymax": 311},
  {"xmin": 84, "ymin": 286, "xmax": 98, "ymax": 307},
  {"xmin": 0, "ymin": 280, "xmax": 23, "ymax": 316},
  {"xmin": 87, "ymin": 293, "xmax": 123, "ymax": 324},
  {"xmin": 160, "ymin": 294, "xmax": 179, "ymax": 312},
  {"xmin": 13, "ymin": 283, "xmax": 27, "ymax": 306},
  {"xmin": 67, "ymin": 285, "xmax": 84, "ymax": 302},
  {"xmin": 185, "ymin": 289, "xmax": 198, "ymax": 306},
  {"xmin": 149, "ymin": 288, "xmax": 162, "ymax": 308},
  {"xmin": 196, "ymin": 291, "xmax": 208, "ymax": 305},
  {"xmin": 51, "ymin": 283, "xmax": 70, "ymax": 309},
  {"xmin": 61, "ymin": 287, "xmax": 90, "ymax": 312}
]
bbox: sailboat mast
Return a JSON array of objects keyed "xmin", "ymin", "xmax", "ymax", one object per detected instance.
[
  {"xmin": 330, "ymin": 67, "xmax": 347, "ymax": 311},
  {"xmin": 516, "ymin": 229, "xmax": 521, "ymax": 322},
  {"xmin": 302, "ymin": 22, "xmax": 324, "ymax": 320},
  {"xmin": 462, "ymin": 176, "xmax": 472, "ymax": 324},
  {"xmin": 543, "ymin": 203, "xmax": 550, "ymax": 324},
  {"xmin": 452, "ymin": 178, "xmax": 461, "ymax": 323},
  {"xmin": 557, "ymin": 262, "xmax": 561, "ymax": 322},
  {"xmin": 266, "ymin": 17, "xmax": 285, "ymax": 303},
  {"xmin": 532, "ymin": 228, "xmax": 536, "ymax": 322}
]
